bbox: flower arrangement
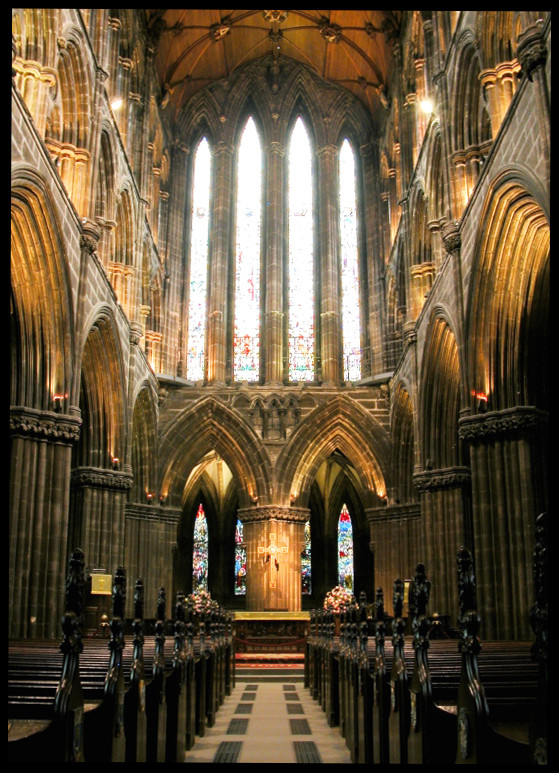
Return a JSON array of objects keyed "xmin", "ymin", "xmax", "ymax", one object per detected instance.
[
  {"xmin": 323, "ymin": 585, "xmax": 355, "ymax": 613},
  {"xmin": 188, "ymin": 588, "xmax": 214, "ymax": 614}
]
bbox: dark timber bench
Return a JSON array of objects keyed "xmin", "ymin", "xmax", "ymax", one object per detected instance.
[{"xmin": 306, "ymin": 519, "xmax": 547, "ymax": 766}]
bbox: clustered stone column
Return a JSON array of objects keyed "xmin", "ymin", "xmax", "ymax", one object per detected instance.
[
  {"xmin": 69, "ymin": 465, "xmax": 133, "ymax": 580},
  {"xmin": 317, "ymin": 143, "xmax": 342, "ymax": 384},
  {"xmin": 264, "ymin": 140, "xmax": 286, "ymax": 385},
  {"xmin": 207, "ymin": 141, "xmax": 234, "ymax": 384},
  {"xmin": 413, "ymin": 466, "xmax": 472, "ymax": 623},
  {"xmin": 458, "ymin": 406, "xmax": 547, "ymax": 640},
  {"xmin": 237, "ymin": 506, "xmax": 310, "ymax": 611},
  {"xmin": 365, "ymin": 502, "xmax": 422, "ymax": 617},
  {"xmin": 9, "ymin": 407, "xmax": 82, "ymax": 638}
]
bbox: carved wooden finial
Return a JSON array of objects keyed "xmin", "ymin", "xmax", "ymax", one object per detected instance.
[
  {"xmin": 457, "ymin": 547, "xmax": 481, "ymax": 655},
  {"xmin": 393, "ymin": 578, "xmax": 404, "ymax": 618},
  {"xmin": 157, "ymin": 587, "xmax": 166, "ymax": 622},
  {"xmin": 60, "ymin": 547, "xmax": 85, "ymax": 655},
  {"xmin": 112, "ymin": 566, "xmax": 126, "ymax": 620},
  {"xmin": 134, "ymin": 577, "xmax": 144, "ymax": 621},
  {"xmin": 530, "ymin": 512, "xmax": 548, "ymax": 671}
]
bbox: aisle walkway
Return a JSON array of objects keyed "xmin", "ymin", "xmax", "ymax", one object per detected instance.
[{"xmin": 183, "ymin": 679, "xmax": 352, "ymax": 764}]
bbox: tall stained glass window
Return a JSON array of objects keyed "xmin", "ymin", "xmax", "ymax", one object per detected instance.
[
  {"xmin": 301, "ymin": 519, "xmax": 312, "ymax": 594},
  {"xmin": 235, "ymin": 518, "xmax": 247, "ymax": 596},
  {"xmin": 187, "ymin": 138, "xmax": 211, "ymax": 381},
  {"xmin": 288, "ymin": 117, "xmax": 314, "ymax": 381},
  {"xmin": 339, "ymin": 139, "xmax": 361, "ymax": 381},
  {"xmin": 337, "ymin": 503, "xmax": 354, "ymax": 591},
  {"xmin": 193, "ymin": 503, "xmax": 209, "ymax": 592},
  {"xmin": 234, "ymin": 117, "xmax": 261, "ymax": 381}
]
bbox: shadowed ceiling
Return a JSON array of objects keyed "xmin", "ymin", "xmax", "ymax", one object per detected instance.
[{"xmin": 145, "ymin": 9, "xmax": 404, "ymax": 127}]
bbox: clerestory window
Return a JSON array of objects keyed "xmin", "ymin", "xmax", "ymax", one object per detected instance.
[{"xmin": 186, "ymin": 119, "xmax": 363, "ymax": 384}]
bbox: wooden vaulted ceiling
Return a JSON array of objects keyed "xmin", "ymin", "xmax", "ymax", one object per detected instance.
[{"xmin": 145, "ymin": 9, "xmax": 403, "ymax": 126}]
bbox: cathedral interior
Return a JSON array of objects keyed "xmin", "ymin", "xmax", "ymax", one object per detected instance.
[{"xmin": 11, "ymin": 10, "xmax": 549, "ymax": 647}]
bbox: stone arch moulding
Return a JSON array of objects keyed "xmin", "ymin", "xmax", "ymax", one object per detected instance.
[
  {"xmin": 464, "ymin": 166, "xmax": 550, "ymax": 413},
  {"xmin": 158, "ymin": 395, "xmax": 274, "ymax": 510},
  {"xmin": 11, "ymin": 165, "xmax": 76, "ymax": 411},
  {"xmin": 275, "ymin": 394, "xmax": 391, "ymax": 509},
  {"xmin": 76, "ymin": 304, "xmax": 129, "ymax": 469},
  {"xmin": 419, "ymin": 308, "xmax": 462, "ymax": 470}
]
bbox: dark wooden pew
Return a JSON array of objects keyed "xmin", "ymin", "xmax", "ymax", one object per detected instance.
[
  {"xmin": 144, "ymin": 588, "xmax": 168, "ymax": 762},
  {"xmin": 355, "ymin": 592, "xmax": 373, "ymax": 764},
  {"xmin": 529, "ymin": 511, "xmax": 548, "ymax": 764},
  {"xmin": 124, "ymin": 578, "xmax": 147, "ymax": 762},
  {"xmin": 8, "ymin": 548, "xmax": 87, "ymax": 762},
  {"xmin": 164, "ymin": 591, "xmax": 189, "ymax": 763},
  {"xmin": 81, "ymin": 566, "xmax": 127, "ymax": 762},
  {"xmin": 407, "ymin": 563, "xmax": 458, "ymax": 764},
  {"xmin": 388, "ymin": 578, "xmax": 411, "ymax": 764},
  {"xmin": 184, "ymin": 601, "xmax": 197, "ymax": 750},
  {"xmin": 193, "ymin": 611, "xmax": 209, "ymax": 738},
  {"xmin": 454, "ymin": 547, "xmax": 536, "ymax": 765},
  {"xmin": 370, "ymin": 587, "xmax": 390, "ymax": 764}
]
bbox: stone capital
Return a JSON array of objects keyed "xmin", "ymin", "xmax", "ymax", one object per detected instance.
[
  {"xmin": 441, "ymin": 219, "xmax": 461, "ymax": 254},
  {"xmin": 458, "ymin": 406, "xmax": 548, "ymax": 442},
  {"xmin": 10, "ymin": 405, "xmax": 82, "ymax": 444},
  {"xmin": 413, "ymin": 466, "xmax": 471, "ymax": 493},
  {"xmin": 237, "ymin": 505, "xmax": 310, "ymax": 524},
  {"xmin": 70, "ymin": 465, "xmax": 133, "ymax": 491},
  {"xmin": 517, "ymin": 22, "xmax": 548, "ymax": 82}
]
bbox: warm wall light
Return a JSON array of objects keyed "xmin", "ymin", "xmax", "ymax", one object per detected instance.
[
  {"xmin": 52, "ymin": 393, "xmax": 68, "ymax": 412},
  {"xmin": 110, "ymin": 98, "xmax": 123, "ymax": 111},
  {"xmin": 111, "ymin": 457, "xmax": 120, "ymax": 470},
  {"xmin": 146, "ymin": 492, "xmax": 154, "ymax": 504},
  {"xmin": 420, "ymin": 98, "xmax": 434, "ymax": 114}
]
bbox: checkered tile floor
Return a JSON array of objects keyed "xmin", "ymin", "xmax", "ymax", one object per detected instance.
[{"xmin": 183, "ymin": 681, "xmax": 352, "ymax": 763}]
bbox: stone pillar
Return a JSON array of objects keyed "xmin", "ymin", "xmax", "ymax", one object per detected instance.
[
  {"xmin": 207, "ymin": 141, "xmax": 233, "ymax": 384},
  {"xmin": 479, "ymin": 63, "xmax": 521, "ymax": 136},
  {"xmin": 237, "ymin": 506, "xmax": 310, "ymax": 611},
  {"xmin": 316, "ymin": 144, "xmax": 341, "ymax": 384},
  {"xmin": 9, "ymin": 406, "xmax": 82, "ymax": 639},
  {"xmin": 125, "ymin": 503, "xmax": 180, "ymax": 620},
  {"xmin": 264, "ymin": 141, "xmax": 286, "ymax": 384},
  {"xmin": 69, "ymin": 466, "xmax": 133, "ymax": 581},
  {"xmin": 413, "ymin": 466, "xmax": 472, "ymax": 625},
  {"xmin": 12, "ymin": 58, "xmax": 57, "ymax": 138},
  {"xmin": 164, "ymin": 140, "xmax": 190, "ymax": 378},
  {"xmin": 365, "ymin": 503, "xmax": 422, "ymax": 617},
  {"xmin": 458, "ymin": 406, "xmax": 548, "ymax": 640},
  {"xmin": 410, "ymin": 261, "xmax": 436, "ymax": 320},
  {"xmin": 516, "ymin": 20, "xmax": 550, "ymax": 172}
]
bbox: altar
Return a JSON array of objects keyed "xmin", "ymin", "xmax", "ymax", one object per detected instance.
[{"xmin": 233, "ymin": 611, "xmax": 310, "ymax": 654}]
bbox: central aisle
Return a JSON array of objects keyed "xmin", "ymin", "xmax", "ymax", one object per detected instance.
[{"xmin": 183, "ymin": 680, "xmax": 352, "ymax": 764}]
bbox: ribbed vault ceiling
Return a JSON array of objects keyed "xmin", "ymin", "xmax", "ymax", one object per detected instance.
[{"xmin": 145, "ymin": 9, "xmax": 403, "ymax": 126}]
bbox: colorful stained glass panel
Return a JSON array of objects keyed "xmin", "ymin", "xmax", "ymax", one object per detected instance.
[
  {"xmin": 339, "ymin": 139, "xmax": 361, "ymax": 382},
  {"xmin": 288, "ymin": 117, "xmax": 314, "ymax": 381},
  {"xmin": 187, "ymin": 138, "xmax": 211, "ymax": 382},
  {"xmin": 301, "ymin": 519, "xmax": 312, "ymax": 594},
  {"xmin": 337, "ymin": 503, "xmax": 354, "ymax": 591},
  {"xmin": 235, "ymin": 518, "xmax": 247, "ymax": 595},
  {"xmin": 234, "ymin": 118, "xmax": 261, "ymax": 381},
  {"xmin": 193, "ymin": 503, "xmax": 209, "ymax": 592}
]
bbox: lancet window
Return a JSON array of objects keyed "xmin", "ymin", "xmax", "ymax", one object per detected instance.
[
  {"xmin": 192, "ymin": 503, "xmax": 209, "ymax": 592},
  {"xmin": 288, "ymin": 116, "xmax": 315, "ymax": 381},
  {"xmin": 235, "ymin": 518, "xmax": 247, "ymax": 596},
  {"xmin": 337, "ymin": 503, "xmax": 354, "ymax": 591},
  {"xmin": 234, "ymin": 117, "xmax": 262, "ymax": 382},
  {"xmin": 301, "ymin": 519, "xmax": 312, "ymax": 594},
  {"xmin": 339, "ymin": 139, "xmax": 362, "ymax": 382},
  {"xmin": 187, "ymin": 137, "xmax": 211, "ymax": 382}
]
